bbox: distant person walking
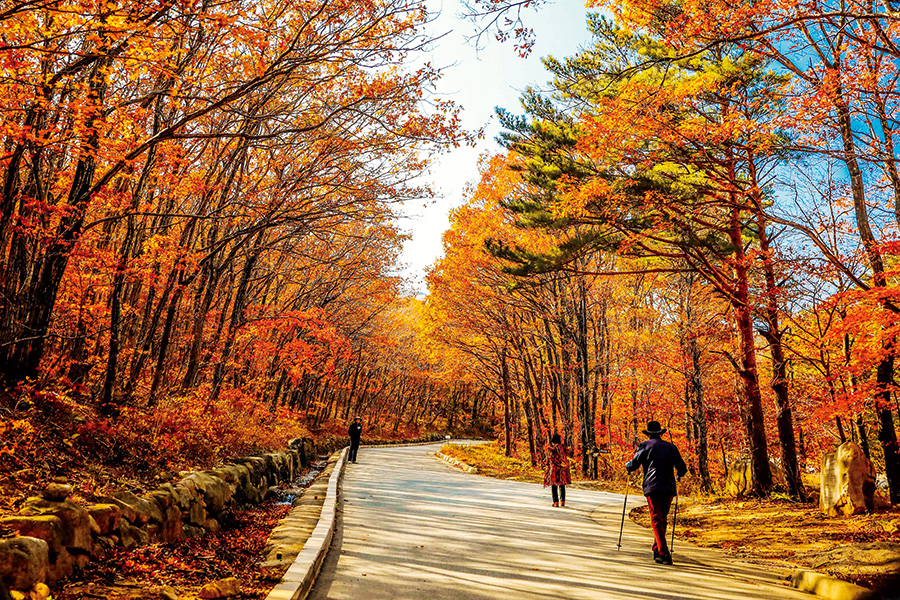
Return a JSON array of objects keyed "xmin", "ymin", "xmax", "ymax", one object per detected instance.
[
  {"xmin": 626, "ymin": 420, "xmax": 687, "ymax": 565},
  {"xmin": 544, "ymin": 433, "xmax": 571, "ymax": 507},
  {"xmin": 348, "ymin": 416, "xmax": 362, "ymax": 463}
]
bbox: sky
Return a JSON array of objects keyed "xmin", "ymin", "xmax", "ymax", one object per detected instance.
[{"xmin": 397, "ymin": 0, "xmax": 593, "ymax": 295}]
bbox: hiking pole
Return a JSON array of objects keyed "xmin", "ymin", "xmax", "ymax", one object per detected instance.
[
  {"xmin": 617, "ymin": 474, "xmax": 630, "ymax": 551},
  {"xmin": 670, "ymin": 479, "xmax": 679, "ymax": 555}
]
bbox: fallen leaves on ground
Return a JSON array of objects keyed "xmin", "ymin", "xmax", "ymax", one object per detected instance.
[
  {"xmin": 631, "ymin": 498, "xmax": 900, "ymax": 589},
  {"xmin": 57, "ymin": 499, "xmax": 291, "ymax": 599}
]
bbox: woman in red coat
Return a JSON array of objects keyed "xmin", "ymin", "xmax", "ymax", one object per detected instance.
[{"xmin": 544, "ymin": 433, "xmax": 572, "ymax": 507}]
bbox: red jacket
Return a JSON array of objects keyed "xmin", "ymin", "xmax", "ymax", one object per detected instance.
[{"xmin": 544, "ymin": 443, "xmax": 572, "ymax": 486}]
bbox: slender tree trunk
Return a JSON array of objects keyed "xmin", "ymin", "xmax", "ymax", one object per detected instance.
[
  {"xmin": 574, "ymin": 275, "xmax": 593, "ymax": 475},
  {"xmin": 181, "ymin": 264, "xmax": 218, "ymax": 389},
  {"xmin": 751, "ymin": 195, "xmax": 805, "ymax": 500},
  {"xmin": 728, "ymin": 204, "xmax": 772, "ymax": 495},
  {"xmin": 148, "ymin": 286, "xmax": 184, "ymax": 405},
  {"xmin": 501, "ymin": 348, "xmax": 513, "ymax": 458},
  {"xmin": 688, "ymin": 334, "xmax": 712, "ymax": 492},
  {"xmin": 210, "ymin": 234, "xmax": 264, "ymax": 401}
]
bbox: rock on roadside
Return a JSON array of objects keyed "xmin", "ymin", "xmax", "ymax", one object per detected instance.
[
  {"xmin": 0, "ymin": 537, "xmax": 49, "ymax": 591},
  {"xmin": 198, "ymin": 577, "xmax": 241, "ymax": 598}
]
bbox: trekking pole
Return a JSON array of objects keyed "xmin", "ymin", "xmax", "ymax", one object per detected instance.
[
  {"xmin": 617, "ymin": 473, "xmax": 630, "ymax": 551},
  {"xmin": 670, "ymin": 479, "xmax": 679, "ymax": 554}
]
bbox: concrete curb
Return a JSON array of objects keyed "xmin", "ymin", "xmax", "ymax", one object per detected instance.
[
  {"xmin": 434, "ymin": 451, "xmax": 478, "ymax": 473},
  {"xmin": 264, "ymin": 447, "xmax": 348, "ymax": 600},
  {"xmin": 790, "ymin": 570, "xmax": 873, "ymax": 600}
]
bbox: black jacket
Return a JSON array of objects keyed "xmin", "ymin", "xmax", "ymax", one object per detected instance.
[
  {"xmin": 626, "ymin": 437, "xmax": 688, "ymax": 496},
  {"xmin": 348, "ymin": 423, "xmax": 362, "ymax": 443}
]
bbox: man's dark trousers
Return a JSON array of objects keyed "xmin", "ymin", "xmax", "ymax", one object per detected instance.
[
  {"xmin": 646, "ymin": 493, "xmax": 673, "ymax": 557},
  {"xmin": 349, "ymin": 441, "xmax": 359, "ymax": 462}
]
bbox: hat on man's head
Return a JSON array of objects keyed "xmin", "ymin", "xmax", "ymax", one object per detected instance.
[
  {"xmin": 354, "ymin": 416, "xmax": 361, "ymax": 421},
  {"xmin": 642, "ymin": 420, "xmax": 667, "ymax": 436}
]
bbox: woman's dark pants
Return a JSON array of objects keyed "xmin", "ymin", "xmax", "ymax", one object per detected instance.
[{"xmin": 551, "ymin": 484, "xmax": 566, "ymax": 504}]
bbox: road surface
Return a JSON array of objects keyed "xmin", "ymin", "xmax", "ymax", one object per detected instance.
[{"xmin": 309, "ymin": 443, "xmax": 810, "ymax": 600}]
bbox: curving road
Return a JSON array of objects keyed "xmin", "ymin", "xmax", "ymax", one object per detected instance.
[{"xmin": 308, "ymin": 442, "xmax": 810, "ymax": 600}]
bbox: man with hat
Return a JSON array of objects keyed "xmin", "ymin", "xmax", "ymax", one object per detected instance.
[
  {"xmin": 626, "ymin": 420, "xmax": 688, "ymax": 565},
  {"xmin": 348, "ymin": 416, "xmax": 363, "ymax": 463}
]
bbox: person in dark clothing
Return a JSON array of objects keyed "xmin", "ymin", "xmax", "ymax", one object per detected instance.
[
  {"xmin": 626, "ymin": 420, "xmax": 688, "ymax": 565},
  {"xmin": 348, "ymin": 416, "xmax": 362, "ymax": 463},
  {"xmin": 543, "ymin": 433, "xmax": 571, "ymax": 507}
]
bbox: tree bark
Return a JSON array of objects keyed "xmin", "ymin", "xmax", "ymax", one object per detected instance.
[
  {"xmin": 729, "ymin": 205, "xmax": 773, "ymax": 495},
  {"xmin": 501, "ymin": 347, "xmax": 514, "ymax": 457},
  {"xmin": 753, "ymin": 202, "xmax": 806, "ymax": 500}
]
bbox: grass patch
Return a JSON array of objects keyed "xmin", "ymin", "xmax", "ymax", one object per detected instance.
[{"xmin": 440, "ymin": 441, "xmax": 544, "ymax": 483}]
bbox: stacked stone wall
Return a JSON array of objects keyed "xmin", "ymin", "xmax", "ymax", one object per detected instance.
[{"xmin": 0, "ymin": 436, "xmax": 347, "ymax": 592}]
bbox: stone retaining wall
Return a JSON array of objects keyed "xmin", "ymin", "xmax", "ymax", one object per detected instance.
[{"xmin": 0, "ymin": 436, "xmax": 347, "ymax": 593}]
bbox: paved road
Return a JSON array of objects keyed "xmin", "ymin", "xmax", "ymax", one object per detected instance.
[{"xmin": 309, "ymin": 443, "xmax": 810, "ymax": 600}]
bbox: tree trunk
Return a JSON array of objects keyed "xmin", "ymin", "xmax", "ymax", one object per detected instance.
[
  {"xmin": 148, "ymin": 286, "xmax": 185, "ymax": 405},
  {"xmin": 501, "ymin": 348, "xmax": 513, "ymax": 458},
  {"xmin": 210, "ymin": 234, "xmax": 264, "ymax": 401},
  {"xmin": 834, "ymin": 90, "xmax": 900, "ymax": 504},
  {"xmin": 0, "ymin": 55, "xmax": 109, "ymax": 384},
  {"xmin": 753, "ymin": 202, "xmax": 806, "ymax": 500},
  {"xmin": 729, "ymin": 205, "xmax": 773, "ymax": 495},
  {"xmin": 688, "ymin": 334, "xmax": 712, "ymax": 493}
]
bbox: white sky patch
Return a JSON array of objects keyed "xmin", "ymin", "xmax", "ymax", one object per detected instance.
[{"xmin": 397, "ymin": 0, "xmax": 592, "ymax": 295}]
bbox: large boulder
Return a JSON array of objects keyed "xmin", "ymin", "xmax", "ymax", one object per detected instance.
[
  {"xmin": 117, "ymin": 521, "xmax": 149, "ymax": 550},
  {"xmin": 86, "ymin": 504, "xmax": 121, "ymax": 536},
  {"xmin": 20, "ymin": 498, "xmax": 91, "ymax": 552},
  {"xmin": 92, "ymin": 496, "xmax": 138, "ymax": 524},
  {"xmin": 185, "ymin": 497, "xmax": 208, "ymax": 527},
  {"xmin": 210, "ymin": 466, "xmax": 241, "ymax": 498},
  {"xmin": 111, "ymin": 491, "xmax": 157, "ymax": 525},
  {"xmin": 158, "ymin": 505, "xmax": 184, "ymax": 543},
  {"xmin": 146, "ymin": 490, "xmax": 173, "ymax": 513},
  {"xmin": 0, "ymin": 537, "xmax": 49, "ymax": 591},
  {"xmin": 47, "ymin": 547, "xmax": 88, "ymax": 583},
  {"xmin": 724, "ymin": 458, "xmax": 787, "ymax": 497},
  {"xmin": 821, "ymin": 442, "xmax": 876, "ymax": 516},
  {"xmin": 237, "ymin": 457, "xmax": 266, "ymax": 486},
  {"xmin": 288, "ymin": 449, "xmax": 300, "ymax": 475},
  {"xmin": 4, "ymin": 511, "xmax": 84, "ymax": 584},
  {"xmin": 0, "ymin": 516, "xmax": 64, "ymax": 558},
  {"xmin": 228, "ymin": 464, "xmax": 253, "ymax": 505},
  {"xmin": 199, "ymin": 577, "xmax": 241, "ymax": 598},
  {"xmin": 261, "ymin": 455, "xmax": 279, "ymax": 484},
  {"xmin": 181, "ymin": 472, "xmax": 232, "ymax": 514},
  {"xmin": 41, "ymin": 484, "xmax": 72, "ymax": 502}
]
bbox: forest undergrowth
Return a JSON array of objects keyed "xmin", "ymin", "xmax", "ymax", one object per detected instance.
[{"xmin": 0, "ymin": 387, "xmax": 310, "ymax": 512}]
